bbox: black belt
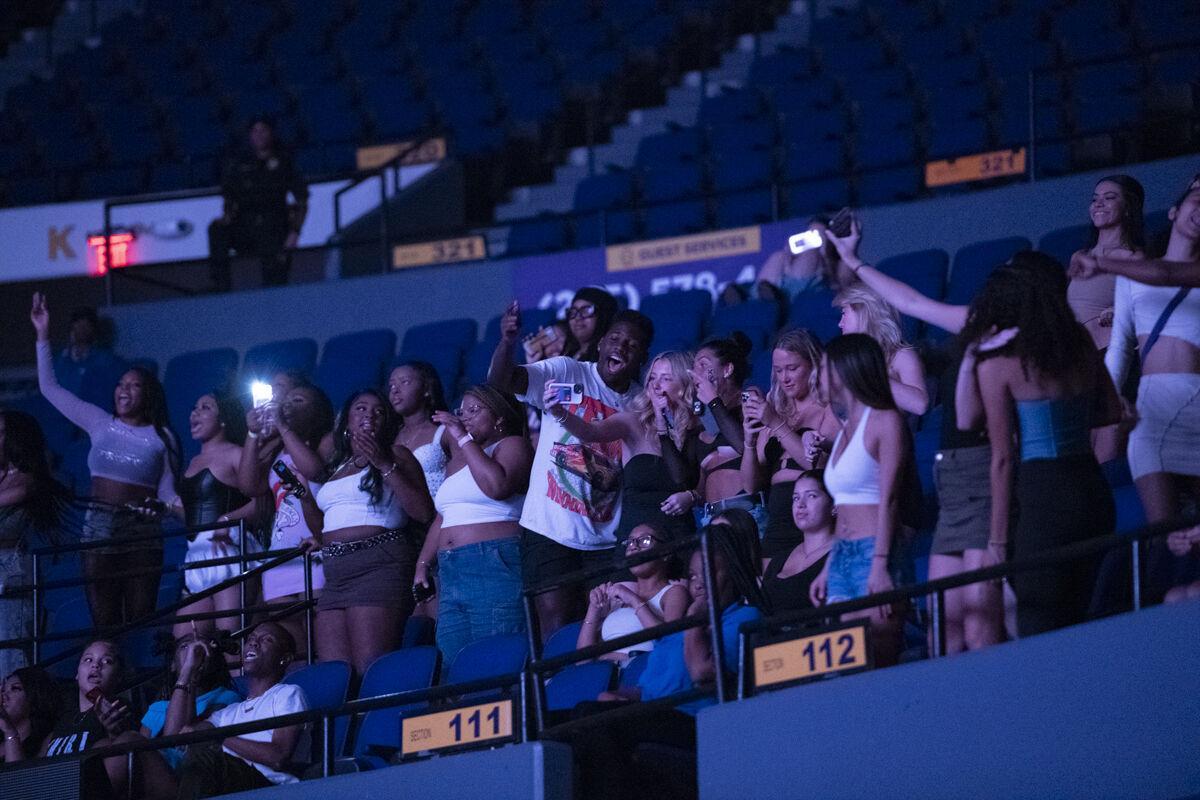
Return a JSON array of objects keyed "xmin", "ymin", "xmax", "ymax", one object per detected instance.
[{"xmin": 321, "ymin": 528, "xmax": 404, "ymax": 558}]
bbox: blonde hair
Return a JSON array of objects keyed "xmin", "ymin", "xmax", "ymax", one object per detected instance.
[
  {"xmin": 766, "ymin": 329, "xmax": 825, "ymax": 421},
  {"xmin": 630, "ymin": 351, "xmax": 696, "ymax": 448},
  {"xmin": 834, "ymin": 283, "xmax": 908, "ymax": 359}
]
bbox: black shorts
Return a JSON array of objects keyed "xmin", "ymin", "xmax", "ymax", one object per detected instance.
[{"xmin": 520, "ymin": 529, "xmax": 616, "ymax": 592}]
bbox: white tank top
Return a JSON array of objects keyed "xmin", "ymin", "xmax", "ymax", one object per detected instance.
[
  {"xmin": 824, "ymin": 407, "xmax": 881, "ymax": 505},
  {"xmin": 315, "ymin": 467, "xmax": 407, "ymax": 532},
  {"xmin": 434, "ymin": 441, "xmax": 525, "ymax": 528},
  {"xmin": 411, "ymin": 425, "xmax": 448, "ymax": 498},
  {"xmin": 601, "ymin": 582, "xmax": 681, "ymax": 655}
]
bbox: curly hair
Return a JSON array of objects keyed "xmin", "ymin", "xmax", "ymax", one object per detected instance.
[
  {"xmin": 959, "ymin": 250, "xmax": 1092, "ymax": 378},
  {"xmin": 628, "ymin": 351, "xmax": 696, "ymax": 448},
  {"xmin": 767, "ymin": 328, "xmax": 825, "ymax": 420},
  {"xmin": 833, "ymin": 283, "xmax": 908, "ymax": 359}
]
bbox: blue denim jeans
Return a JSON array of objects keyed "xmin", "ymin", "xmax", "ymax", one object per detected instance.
[
  {"xmin": 697, "ymin": 494, "xmax": 769, "ymax": 541},
  {"xmin": 826, "ymin": 537, "xmax": 876, "ymax": 604},
  {"xmin": 436, "ymin": 538, "xmax": 526, "ymax": 667}
]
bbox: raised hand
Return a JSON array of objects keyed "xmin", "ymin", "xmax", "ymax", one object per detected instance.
[
  {"xmin": 350, "ymin": 429, "xmax": 389, "ymax": 470},
  {"xmin": 499, "ymin": 301, "xmax": 521, "ymax": 344},
  {"xmin": 690, "ymin": 367, "xmax": 718, "ymax": 405},
  {"xmin": 431, "ymin": 409, "xmax": 467, "ymax": 440},
  {"xmin": 30, "ymin": 292, "xmax": 50, "ymax": 340}
]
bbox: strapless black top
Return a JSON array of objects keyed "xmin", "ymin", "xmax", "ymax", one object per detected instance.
[{"xmin": 178, "ymin": 469, "xmax": 250, "ymax": 528}]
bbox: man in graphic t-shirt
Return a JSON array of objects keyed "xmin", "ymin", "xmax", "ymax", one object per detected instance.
[{"xmin": 489, "ymin": 302, "xmax": 654, "ymax": 637}]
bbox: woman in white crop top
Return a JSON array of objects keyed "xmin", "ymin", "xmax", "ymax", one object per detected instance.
[
  {"xmin": 413, "ymin": 385, "xmax": 533, "ymax": 664},
  {"xmin": 809, "ymin": 334, "xmax": 910, "ymax": 666},
  {"xmin": 388, "ymin": 363, "xmax": 452, "ymax": 499},
  {"xmin": 294, "ymin": 389, "xmax": 434, "ymax": 677},
  {"xmin": 576, "ymin": 522, "xmax": 689, "ymax": 664},
  {"xmin": 237, "ymin": 379, "xmax": 335, "ymax": 663},
  {"xmin": 31, "ymin": 293, "xmax": 180, "ymax": 629}
]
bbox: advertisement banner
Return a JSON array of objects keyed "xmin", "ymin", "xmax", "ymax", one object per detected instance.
[{"xmin": 511, "ymin": 221, "xmax": 799, "ymax": 316}]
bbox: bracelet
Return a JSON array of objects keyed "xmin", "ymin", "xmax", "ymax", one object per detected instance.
[
  {"xmin": 380, "ymin": 463, "xmax": 397, "ymax": 479},
  {"xmin": 457, "ymin": 433, "xmax": 474, "ymax": 447},
  {"xmin": 769, "ymin": 421, "xmax": 788, "ymax": 435},
  {"xmin": 582, "ymin": 619, "xmax": 599, "ymax": 626},
  {"xmin": 707, "ymin": 398, "xmax": 723, "ymax": 411},
  {"xmin": 247, "ymin": 430, "xmax": 258, "ymax": 439},
  {"xmin": 173, "ymin": 683, "xmax": 192, "ymax": 693}
]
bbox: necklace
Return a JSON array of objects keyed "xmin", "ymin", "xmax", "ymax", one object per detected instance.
[{"xmin": 799, "ymin": 539, "xmax": 833, "ymax": 561}]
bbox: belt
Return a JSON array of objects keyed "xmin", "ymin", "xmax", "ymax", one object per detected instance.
[
  {"xmin": 703, "ymin": 492, "xmax": 765, "ymax": 518},
  {"xmin": 321, "ymin": 528, "xmax": 404, "ymax": 558}
]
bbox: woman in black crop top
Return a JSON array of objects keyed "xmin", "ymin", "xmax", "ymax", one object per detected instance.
[
  {"xmin": 174, "ymin": 392, "xmax": 256, "ymax": 641},
  {"xmin": 741, "ymin": 329, "xmax": 840, "ymax": 563},
  {"xmin": 762, "ymin": 471, "xmax": 836, "ymax": 614}
]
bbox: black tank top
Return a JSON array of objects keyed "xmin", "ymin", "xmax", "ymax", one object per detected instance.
[
  {"xmin": 761, "ymin": 549, "xmax": 830, "ymax": 614},
  {"xmin": 178, "ymin": 468, "xmax": 250, "ymax": 528}
]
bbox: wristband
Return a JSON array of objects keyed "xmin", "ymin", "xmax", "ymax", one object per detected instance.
[
  {"xmin": 457, "ymin": 433, "xmax": 474, "ymax": 447},
  {"xmin": 247, "ymin": 430, "xmax": 258, "ymax": 439},
  {"xmin": 173, "ymin": 683, "xmax": 192, "ymax": 693},
  {"xmin": 380, "ymin": 463, "xmax": 397, "ymax": 479}
]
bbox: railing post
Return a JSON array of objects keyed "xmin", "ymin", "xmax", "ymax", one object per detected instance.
[
  {"xmin": 303, "ymin": 550, "xmax": 315, "ymax": 665},
  {"xmin": 31, "ymin": 552, "xmax": 41, "ymax": 664},
  {"xmin": 521, "ymin": 594, "xmax": 545, "ymax": 736},
  {"xmin": 322, "ymin": 714, "xmax": 335, "ymax": 777},
  {"xmin": 699, "ymin": 527, "xmax": 726, "ymax": 704},
  {"xmin": 736, "ymin": 631, "xmax": 747, "ymax": 701},
  {"xmin": 379, "ymin": 173, "xmax": 389, "ymax": 274},
  {"xmin": 1130, "ymin": 539, "xmax": 1141, "ymax": 611},
  {"xmin": 929, "ymin": 589, "xmax": 945, "ymax": 659},
  {"xmin": 238, "ymin": 521, "xmax": 247, "ymax": 633},
  {"xmin": 519, "ymin": 669, "xmax": 532, "ymax": 743},
  {"xmin": 127, "ymin": 750, "xmax": 135, "ymax": 799}
]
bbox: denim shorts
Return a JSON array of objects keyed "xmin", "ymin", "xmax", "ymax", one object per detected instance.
[
  {"xmin": 437, "ymin": 537, "xmax": 527, "ymax": 665},
  {"xmin": 826, "ymin": 537, "xmax": 877, "ymax": 604},
  {"xmin": 698, "ymin": 493, "xmax": 769, "ymax": 541}
]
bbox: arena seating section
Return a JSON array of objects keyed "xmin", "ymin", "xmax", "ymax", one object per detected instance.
[{"xmin": 0, "ymin": 0, "xmax": 1194, "ymax": 249}]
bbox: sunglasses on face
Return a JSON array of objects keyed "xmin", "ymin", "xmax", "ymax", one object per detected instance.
[{"xmin": 566, "ymin": 304, "xmax": 597, "ymax": 320}]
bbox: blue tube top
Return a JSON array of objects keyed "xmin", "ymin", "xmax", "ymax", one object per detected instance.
[{"xmin": 1016, "ymin": 395, "xmax": 1092, "ymax": 462}]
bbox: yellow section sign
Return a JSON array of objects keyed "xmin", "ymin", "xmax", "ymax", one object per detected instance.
[
  {"xmin": 925, "ymin": 148, "xmax": 1026, "ymax": 188},
  {"xmin": 392, "ymin": 235, "xmax": 487, "ymax": 270},
  {"xmin": 356, "ymin": 138, "xmax": 448, "ymax": 171},
  {"xmin": 753, "ymin": 623, "xmax": 869, "ymax": 690},
  {"xmin": 401, "ymin": 699, "xmax": 514, "ymax": 756},
  {"xmin": 605, "ymin": 226, "xmax": 761, "ymax": 272}
]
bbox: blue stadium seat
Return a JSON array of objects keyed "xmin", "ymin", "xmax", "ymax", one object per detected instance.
[
  {"xmin": 619, "ymin": 652, "xmax": 650, "ymax": 687},
  {"xmin": 42, "ymin": 598, "xmax": 93, "ymax": 679},
  {"xmin": 710, "ymin": 299, "xmax": 781, "ymax": 356},
  {"xmin": 546, "ymin": 661, "xmax": 616, "ymax": 711},
  {"xmin": 6, "ymin": 392, "xmax": 78, "ymax": 458},
  {"xmin": 787, "ymin": 288, "xmax": 841, "ymax": 343},
  {"xmin": 715, "ymin": 189, "xmax": 775, "ymax": 228},
  {"xmin": 946, "ymin": 236, "xmax": 1033, "ymax": 305},
  {"xmin": 1113, "ymin": 484, "xmax": 1146, "ymax": 534},
  {"xmin": 572, "ymin": 210, "xmax": 638, "ymax": 249},
  {"xmin": 785, "ymin": 178, "xmax": 851, "ymax": 219},
  {"xmin": 640, "ymin": 165, "xmax": 705, "ymax": 204},
  {"xmin": 163, "ymin": 348, "xmax": 239, "ymax": 460},
  {"xmin": 636, "ymin": 130, "xmax": 704, "ymax": 167},
  {"xmin": 640, "ymin": 289, "xmax": 712, "ymax": 355},
  {"xmin": 927, "ymin": 118, "xmax": 991, "ymax": 160},
  {"xmin": 711, "ymin": 149, "xmax": 775, "ymax": 195},
  {"xmin": 708, "ymin": 119, "xmax": 775, "ymax": 156},
  {"xmin": 465, "ymin": 341, "xmax": 495, "ymax": 386},
  {"xmin": 855, "ymin": 166, "xmax": 921, "ymax": 207},
  {"xmin": 699, "ymin": 89, "xmax": 766, "ymax": 125},
  {"xmin": 544, "ymin": 621, "xmax": 583, "ymax": 658},
  {"xmin": 242, "ymin": 338, "xmax": 319, "ymax": 382},
  {"xmin": 1038, "ymin": 225, "xmax": 1092, "ymax": 270},
  {"xmin": 315, "ymin": 329, "xmax": 397, "ymax": 409},
  {"xmin": 444, "ymin": 633, "xmax": 528, "ymax": 686},
  {"xmin": 876, "ymin": 249, "xmax": 950, "ymax": 340},
  {"xmin": 342, "ymin": 646, "xmax": 439, "ymax": 769},
  {"xmin": 394, "ymin": 346, "xmax": 462, "ymax": 401},
  {"xmin": 507, "ymin": 216, "xmax": 569, "ymax": 256},
  {"xmin": 642, "ymin": 199, "xmax": 707, "ymax": 239},
  {"xmin": 284, "ymin": 660, "xmax": 353, "ymax": 711},
  {"xmin": 574, "ymin": 172, "xmax": 636, "ymax": 213},
  {"xmin": 400, "ymin": 319, "xmax": 478, "ymax": 357}
]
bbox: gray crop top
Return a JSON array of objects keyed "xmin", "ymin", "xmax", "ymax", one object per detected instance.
[{"xmin": 36, "ymin": 341, "xmax": 178, "ymax": 502}]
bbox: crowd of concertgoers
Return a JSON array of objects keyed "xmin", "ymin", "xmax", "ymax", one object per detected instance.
[{"xmin": 0, "ymin": 167, "xmax": 1198, "ymax": 798}]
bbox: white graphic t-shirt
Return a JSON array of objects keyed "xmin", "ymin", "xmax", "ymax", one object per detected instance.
[
  {"xmin": 518, "ymin": 357, "xmax": 640, "ymax": 550},
  {"xmin": 262, "ymin": 452, "xmax": 325, "ymax": 600}
]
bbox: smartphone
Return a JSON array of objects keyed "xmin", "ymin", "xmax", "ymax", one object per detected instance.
[
  {"xmin": 548, "ymin": 382, "xmax": 584, "ymax": 405},
  {"xmin": 523, "ymin": 325, "xmax": 560, "ymax": 362},
  {"xmin": 250, "ymin": 381, "xmax": 273, "ymax": 408},
  {"xmin": 272, "ymin": 460, "xmax": 307, "ymax": 498},
  {"xmin": 413, "ymin": 579, "xmax": 436, "ymax": 604},
  {"xmin": 788, "ymin": 229, "xmax": 823, "ymax": 255},
  {"xmin": 828, "ymin": 207, "xmax": 853, "ymax": 238}
]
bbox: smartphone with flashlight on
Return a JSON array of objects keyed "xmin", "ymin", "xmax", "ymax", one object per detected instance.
[
  {"xmin": 250, "ymin": 380, "xmax": 275, "ymax": 435},
  {"xmin": 788, "ymin": 229, "xmax": 823, "ymax": 255}
]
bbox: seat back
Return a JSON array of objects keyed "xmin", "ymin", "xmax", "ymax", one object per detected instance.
[
  {"xmin": 545, "ymin": 661, "xmax": 616, "ymax": 711},
  {"xmin": 543, "ymin": 621, "xmax": 583, "ymax": 659},
  {"xmin": 315, "ymin": 329, "xmax": 396, "ymax": 409},
  {"xmin": 348, "ymin": 646, "xmax": 440, "ymax": 764},
  {"xmin": 445, "ymin": 633, "xmax": 528, "ymax": 685}
]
